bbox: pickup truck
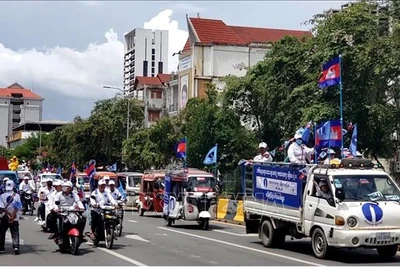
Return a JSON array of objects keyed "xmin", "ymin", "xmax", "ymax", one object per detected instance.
[{"xmin": 243, "ymin": 158, "xmax": 400, "ymax": 260}]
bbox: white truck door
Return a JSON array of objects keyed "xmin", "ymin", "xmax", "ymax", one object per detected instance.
[{"xmin": 304, "ymin": 174, "xmax": 337, "ymax": 236}]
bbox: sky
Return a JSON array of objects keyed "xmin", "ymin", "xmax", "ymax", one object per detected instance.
[{"xmin": 0, "ymin": 1, "xmax": 350, "ymax": 121}]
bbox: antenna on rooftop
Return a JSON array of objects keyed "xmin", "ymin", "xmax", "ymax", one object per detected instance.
[{"xmin": 197, "ymin": 13, "xmax": 200, "ymax": 18}]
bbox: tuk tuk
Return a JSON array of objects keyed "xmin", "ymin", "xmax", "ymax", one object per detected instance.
[
  {"xmin": 163, "ymin": 168, "xmax": 219, "ymax": 230},
  {"xmin": 137, "ymin": 171, "xmax": 165, "ymax": 216},
  {"xmin": 94, "ymin": 171, "xmax": 120, "ymax": 187},
  {"xmin": 117, "ymin": 172, "xmax": 143, "ymax": 207}
]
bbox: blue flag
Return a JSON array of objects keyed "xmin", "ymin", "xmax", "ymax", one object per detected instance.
[
  {"xmin": 349, "ymin": 124, "xmax": 357, "ymax": 157},
  {"xmin": 203, "ymin": 144, "xmax": 218, "ymax": 165},
  {"xmin": 107, "ymin": 163, "xmax": 117, "ymax": 172},
  {"xmin": 118, "ymin": 182, "xmax": 127, "ymax": 200}
]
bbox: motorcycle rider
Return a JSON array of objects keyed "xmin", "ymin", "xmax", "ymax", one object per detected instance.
[
  {"xmin": 0, "ymin": 180, "xmax": 22, "ymax": 255},
  {"xmin": 46, "ymin": 180, "xmax": 63, "ymax": 239},
  {"xmin": 36, "ymin": 179, "xmax": 54, "ymax": 225},
  {"xmin": 89, "ymin": 179, "xmax": 117, "ymax": 240},
  {"xmin": 52, "ymin": 181, "xmax": 86, "ymax": 239},
  {"xmin": 19, "ymin": 176, "xmax": 35, "ymax": 211},
  {"xmin": 107, "ymin": 180, "xmax": 123, "ymax": 200},
  {"xmin": 0, "ymin": 177, "xmax": 10, "ymax": 195}
]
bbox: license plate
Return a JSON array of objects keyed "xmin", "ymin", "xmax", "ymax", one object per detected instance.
[{"xmin": 376, "ymin": 232, "xmax": 391, "ymax": 242}]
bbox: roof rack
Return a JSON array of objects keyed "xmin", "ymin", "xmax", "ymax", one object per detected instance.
[{"xmin": 314, "ymin": 158, "xmax": 380, "ymax": 175}]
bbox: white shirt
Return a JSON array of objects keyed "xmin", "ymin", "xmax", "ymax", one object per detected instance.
[
  {"xmin": 90, "ymin": 189, "xmax": 116, "ymax": 208},
  {"xmin": 53, "ymin": 191, "xmax": 84, "ymax": 210},
  {"xmin": 0, "ymin": 191, "xmax": 22, "ymax": 221},
  {"xmin": 253, "ymin": 153, "xmax": 273, "ymax": 162},
  {"xmin": 107, "ymin": 188, "xmax": 122, "ymax": 200},
  {"xmin": 287, "ymin": 142, "xmax": 314, "ymax": 164},
  {"xmin": 323, "ymin": 158, "xmax": 334, "ymax": 165},
  {"xmin": 19, "ymin": 182, "xmax": 35, "ymax": 192},
  {"xmin": 48, "ymin": 190, "xmax": 62, "ymax": 209},
  {"xmin": 39, "ymin": 186, "xmax": 55, "ymax": 202}
]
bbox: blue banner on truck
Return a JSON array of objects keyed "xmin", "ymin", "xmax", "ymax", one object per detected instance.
[{"xmin": 252, "ymin": 164, "xmax": 306, "ymax": 208}]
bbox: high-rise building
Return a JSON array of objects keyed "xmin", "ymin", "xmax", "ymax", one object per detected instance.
[
  {"xmin": 123, "ymin": 28, "xmax": 169, "ymax": 92},
  {"xmin": 0, "ymin": 83, "xmax": 44, "ymax": 147}
]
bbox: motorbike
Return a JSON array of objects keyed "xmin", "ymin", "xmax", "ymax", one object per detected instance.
[
  {"xmin": 22, "ymin": 190, "xmax": 35, "ymax": 216},
  {"xmin": 53, "ymin": 203, "xmax": 85, "ymax": 255},
  {"xmin": 89, "ymin": 196, "xmax": 118, "ymax": 249},
  {"xmin": 115, "ymin": 199, "xmax": 126, "ymax": 237}
]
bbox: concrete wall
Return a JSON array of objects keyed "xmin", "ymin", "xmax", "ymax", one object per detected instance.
[{"xmin": 0, "ymin": 99, "xmax": 9, "ymax": 146}]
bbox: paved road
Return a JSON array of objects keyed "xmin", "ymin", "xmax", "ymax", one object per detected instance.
[{"xmin": 2, "ymin": 210, "xmax": 400, "ymax": 265}]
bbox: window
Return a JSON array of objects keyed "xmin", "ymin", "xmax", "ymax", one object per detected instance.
[
  {"xmin": 158, "ymin": 62, "xmax": 163, "ymax": 74},
  {"xmin": 148, "ymin": 111, "xmax": 160, "ymax": 122},
  {"xmin": 151, "ymin": 91, "xmax": 162, "ymax": 99},
  {"xmin": 143, "ymin": 61, "xmax": 148, "ymax": 76},
  {"xmin": 152, "ymin": 61, "xmax": 155, "ymax": 67},
  {"xmin": 332, "ymin": 175, "xmax": 400, "ymax": 202},
  {"xmin": 152, "ymin": 55, "xmax": 155, "ymax": 61},
  {"xmin": 152, "ymin": 48, "xmax": 155, "ymax": 55}
]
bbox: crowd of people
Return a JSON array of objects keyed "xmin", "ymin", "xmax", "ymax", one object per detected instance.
[{"xmin": 0, "ymin": 175, "xmax": 125, "ymax": 254}]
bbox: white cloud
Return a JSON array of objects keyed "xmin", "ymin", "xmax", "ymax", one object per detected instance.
[
  {"xmin": 143, "ymin": 9, "xmax": 188, "ymax": 72},
  {"xmin": 0, "ymin": 9, "xmax": 188, "ymax": 116}
]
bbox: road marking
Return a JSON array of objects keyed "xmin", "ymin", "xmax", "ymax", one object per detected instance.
[
  {"xmin": 212, "ymin": 229, "xmax": 258, "ymax": 237},
  {"xmin": 125, "ymin": 234, "xmax": 149, "ymax": 243},
  {"xmin": 158, "ymin": 227, "xmax": 325, "ymax": 267},
  {"xmin": 155, "ymin": 233, "xmax": 167, "ymax": 236},
  {"xmin": 97, "ymin": 246, "xmax": 148, "ymax": 266},
  {"xmin": 129, "ymin": 220, "xmax": 137, "ymax": 223}
]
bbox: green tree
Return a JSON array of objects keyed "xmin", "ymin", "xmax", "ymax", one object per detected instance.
[{"xmin": 183, "ymin": 85, "xmax": 256, "ymax": 173}]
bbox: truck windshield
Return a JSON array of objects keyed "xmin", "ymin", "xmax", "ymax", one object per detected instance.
[
  {"xmin": 333, "ymin": 175, "xmax": 400, "ymax": 202},
  {"xmin": 187, "ymin": 176, "xmax": 215, "ymax": 190},
  {"xmin": 42, "ymin": 174, "xmax": 62, "ymax": 181}
]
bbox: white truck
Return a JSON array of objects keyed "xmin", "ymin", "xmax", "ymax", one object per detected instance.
[{"xmin": 243, "ymin": 158, "xmax": 400, "ymax": 259}]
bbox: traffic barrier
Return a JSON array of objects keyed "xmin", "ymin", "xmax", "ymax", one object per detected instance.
[{"xmin": 216, "ymin": 198, "xmax": 244, "ymax": 225}]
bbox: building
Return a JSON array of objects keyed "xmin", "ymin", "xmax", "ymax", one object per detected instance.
[
  {"xmin": 124, "ymin": 28, "xmax": 169, "ymax": 92},
  {"xmin": 132, "ymin": 74, "xmax": 171, "ymax": 128},
  {"xmin": 174, "ymin": 15, "xmax": 311, "ymax": 110},
  {"xmin": 0, "ymin": 83, "xmax": 44, "ymax": 147},
  {"xmin": 6, "ymin": 120, "xmax": 69, "ymax": 149}
]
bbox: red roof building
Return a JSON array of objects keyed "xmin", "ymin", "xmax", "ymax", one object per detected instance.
[
  {"xmin": 175, "ymin": 16, "xmax": 311, "ymax": 111},
  {"xmin": 0, "ymin": 83, "xmax": 44, "ymax": 147},
  {"xmin": 132, "ymin": 74, "xmax": 172, "ymax": 128}
]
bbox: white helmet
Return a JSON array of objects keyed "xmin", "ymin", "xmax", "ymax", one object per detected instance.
[
  {"xmin": 63, "ymin": 181, "xmax": 73, "ymax": 187},
  {"xmin": 103, "ymin": 175, "xmax": 110, "ymax": 180}
]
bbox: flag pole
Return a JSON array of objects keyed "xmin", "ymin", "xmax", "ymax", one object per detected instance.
[
  {"xmin": 184, "ymin": 136, "xmax": 187, "ymax": 168},
  {"xmin": 214, "ymin": 144, "xmax": 218, "ymax": 179},
  {"xmin": 339, "ymin": 54, "xmax": 344, "ymax": 157},
  {"xmin": 314, "ymin": 122, "xmax": 317, "ymax": 163}
]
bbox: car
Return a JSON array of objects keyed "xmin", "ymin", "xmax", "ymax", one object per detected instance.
[{"xmin": 38, "ymin": 173, "xmax": 63, "ymax": 183}]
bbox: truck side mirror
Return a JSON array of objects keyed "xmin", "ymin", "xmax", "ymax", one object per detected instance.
[
  {"xmin": 182, "ymin": 180, "xmax": 188, "ymax": 189},
  {"xmin": 335, "ymin": 189, "xmax": 345, "ymax": 201},
  {"xmin": 217, "ymin": 181, "xmax": 223, "ymax": 189},
  {"xmin": 55, "ymin": 201, "xmax": 60, "ymax": 205}
]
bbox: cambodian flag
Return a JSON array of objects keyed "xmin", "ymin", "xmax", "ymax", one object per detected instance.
[
  {"xmin": 319, "ymin": 56, "xmax": 341, "ymax": 89},
  {"xmin": 315, "ymin": 119, "xmax": 342, "ymax": 151},
  {"xmin": 85, "ymin": 160, "xmax": 96, "ymax": 177},
  {"xmin": 176, "ymin": 138, "xmax": 186, "ymax": 159}
]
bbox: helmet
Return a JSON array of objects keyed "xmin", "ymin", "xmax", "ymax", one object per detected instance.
[
  {"xmin": 63, "ymin": 181, "xmax": 73, "ymax": 187},
  {"xmin": 103, "ymin": 176, "xmax": 110, "ymax": 180}
]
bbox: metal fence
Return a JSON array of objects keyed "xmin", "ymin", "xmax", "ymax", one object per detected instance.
[{"xmin": 220, "ymin": 165, "xmax": 253, "ymax": 200}]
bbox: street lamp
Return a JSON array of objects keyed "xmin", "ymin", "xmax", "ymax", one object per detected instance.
[{"xmin": 103, "ymin": 85, "xmax": 130, "ymax": 171}]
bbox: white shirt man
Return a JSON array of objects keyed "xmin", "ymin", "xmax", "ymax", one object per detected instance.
[
  {"xmin": 287, "ymin": 133, "xmax": 314, "ymax": 164},
  {"xmin": 106, "ymin": 180, "xmax": 122, "ymax": 200},
  {"xmin": 19, "ymin": 177, "xmax": 35, "ymax": 193},
  {"xmin": 53, "ymin": 181, "xmax": 84, "ymax": 210},
  {"xmin": 39, "ymin": 180, "xmax": 55, "ymax": 203},
  {"xmin": 90, "ymin": 179, "xmax": 117, "ymax": 209},
  {"xmin": 323, "ymin": 149, "xmax": 336, "ymax": 165},
  {"xmin": 253, "ymin": 142, "xmax": 273, "ymax": 162},
  {"xmin": 47, "ymin": 180, "xmax": 63, "ymax": 210}
]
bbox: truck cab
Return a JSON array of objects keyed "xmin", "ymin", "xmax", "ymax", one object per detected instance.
[{"xmin": 244, "ymin": 158, "xmax": 400, "ymax": 260}]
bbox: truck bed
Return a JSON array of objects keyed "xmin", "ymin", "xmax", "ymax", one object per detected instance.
[{"xmin": 244, "ymin": 198, "xmax": 302, "ymax": 224}]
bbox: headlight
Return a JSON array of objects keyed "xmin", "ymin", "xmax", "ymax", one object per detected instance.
[
  {"xmin": 67, "ymin": 213, "xmax": 79, "ymax": 225},
  {"xmin": 347, "ymin": 216, "xmax": 358, "ymax": 228}
]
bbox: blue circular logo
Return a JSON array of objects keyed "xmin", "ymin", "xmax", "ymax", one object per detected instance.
[
  {"xmin": 362, "ymin": 203, "xmax": 383, "ymax": 224},
  {"xmin": 263, "ymin": 178, "xmax": 268, "ymax": 189}
]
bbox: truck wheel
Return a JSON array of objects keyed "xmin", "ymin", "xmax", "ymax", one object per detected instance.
[
  {"xmin": 377, "ymin": 245, "xmax": 398, "ymax": 259},
  {"xmin": 260, "ymin": 220, "xmax": 278, "ymax": 248},
  {"xmin": 311, "ymin": 228, "xmax": 330, "ymax": 259}
]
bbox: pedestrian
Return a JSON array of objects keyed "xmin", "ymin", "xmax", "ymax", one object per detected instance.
[
  {"xmin": 253, "ymin": 142, "xmax": 273, "ymax": 162},
  {"xmin": 0, "ymin": 180, "xmax": 22, "ymax": 255}
]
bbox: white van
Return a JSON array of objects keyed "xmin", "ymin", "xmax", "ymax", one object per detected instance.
[{"xmin": 117, "ymin": 172, "xmax": 143, "ymax": 207}]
